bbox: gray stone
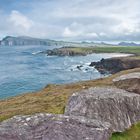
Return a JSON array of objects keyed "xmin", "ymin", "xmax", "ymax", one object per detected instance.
[
  {"xmin": 0, "ymin": 113, "xmax": 112, "ymax": 140},
  {"xmin": 113, "ymin": 73, "xmax": 140, "ymax": 94},
  {"xmin": 65, "ymin": 87, "xmax": 140, "ymax": 132},
  {"xmin": 113, "ymin": 72, "xmax": 140, "ymax": 82}
]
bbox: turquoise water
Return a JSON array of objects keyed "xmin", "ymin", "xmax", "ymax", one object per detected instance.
[{"xmin": 0, "ymin": 45, "xmax": 125, "ymax": 99}]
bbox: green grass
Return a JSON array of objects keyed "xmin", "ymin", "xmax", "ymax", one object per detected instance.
[
  {"xmin": 66, "ymin": 46, "xmax": 140, "ymax": 55},
  {"xmin": 111, "ymin": 122, "xmax": 140, "ymax": 140}
]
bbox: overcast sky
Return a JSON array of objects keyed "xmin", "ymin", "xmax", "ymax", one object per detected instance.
[{"xmin": 0, "ymin": 0, "xmax": 140, "ymax": 41}]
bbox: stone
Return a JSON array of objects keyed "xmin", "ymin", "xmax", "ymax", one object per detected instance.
[
  {"xmin": 0, "ymin": 113, "xmax": 112, "ymax": 140},
  {"xmin": 89, "ymin": 57, "xmax": 140, "ymax": 74},
  {"xmin": 113, "ymin": 73, "xmax": 140, "ymax": 94},
  {"xmin": 113, "ymin": 72, "xmax": 140, "ymax": 82},
  {"xmin": 65, "ymin": 87, "xmax": 140, "ymax": 132}
]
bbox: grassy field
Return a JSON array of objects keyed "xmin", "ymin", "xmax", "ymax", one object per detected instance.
[{"xmin": 66, "ymin": 46, "xmax": 140, "ymax": 55}]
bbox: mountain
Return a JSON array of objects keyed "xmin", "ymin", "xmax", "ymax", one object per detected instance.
[
  {"xmin": 0, "ymin": 36, "xmax": 73, "ymax": 46},
  {"xmin": 118, "ymin": 42, "xmax": 140, "ymax": 46}
]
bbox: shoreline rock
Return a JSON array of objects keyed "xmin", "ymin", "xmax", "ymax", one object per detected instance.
[
  {"xmin": 43, "ymin": 47, "xmax": 94, "ymax": 56},
  {"xmin": 90, "ymin": 57, "xmax": 140, "ymax": 74}
]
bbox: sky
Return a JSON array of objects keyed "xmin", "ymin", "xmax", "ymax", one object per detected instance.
[{"xmin": 0, "ymin": 0, "xmax": 140, "ymax": 41}]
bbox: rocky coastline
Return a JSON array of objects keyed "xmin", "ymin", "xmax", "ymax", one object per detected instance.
[
  {"xmin": 0, "ymin": 45, "xmax": 140, "ymax": 139},
  {"xmin": 44, "ymin": 47, "xmax": 94, "ymax": 56},
  {"xmin": 90, "ymin": 56, "xmax": 140, "ymax": 74}
]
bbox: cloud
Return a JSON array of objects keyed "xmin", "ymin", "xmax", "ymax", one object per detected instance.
[
  {"xmin": 63, "ymin": 22, "xmax": 98, "ymax": 40},
  {"xmin": 9, "ymin": 10, "xmax": 33, "ymax": 31},
  {"xmin": 0, "ymin": 0, "xmax": 140, "ymax": 41},
  {"xmin": 112, "ymin": 20, "xmax": 140, "ymax": 35}
]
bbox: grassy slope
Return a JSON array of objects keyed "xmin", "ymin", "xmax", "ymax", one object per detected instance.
[{"xmin": 0, "ymin": 46, "xmax": 140, "ymax": 139}]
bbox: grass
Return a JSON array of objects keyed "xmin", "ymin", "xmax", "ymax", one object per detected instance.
[
  {"xmin": 111, "ymin": 123, "xmax": 140, "ymax": 140},
  {"xmin": 64, "ymin": 46, "xmax": 140, "ymax": 55}
]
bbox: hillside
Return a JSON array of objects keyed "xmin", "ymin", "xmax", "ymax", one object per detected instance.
[{"xmin": 0, "ymin": 36, "xmax": 78, "ymax": 46}]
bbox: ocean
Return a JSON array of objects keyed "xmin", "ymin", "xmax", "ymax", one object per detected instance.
[{"xmin": 0, "ymin": 45, "xmax": 129, "ymax": 99}]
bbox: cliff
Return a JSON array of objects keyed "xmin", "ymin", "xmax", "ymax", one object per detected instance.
[
  {"xmin": 0, "ymin": 36, "xmax": 74, "ymax": 46},
  {"xmin": 45, "ymin": 47, "xmax": 93, "ymax": 56}
]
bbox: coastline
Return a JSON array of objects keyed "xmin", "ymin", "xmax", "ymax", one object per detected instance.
[{"xmin": 0, "ymin": 46, "xmax": 140, "ymax": 139}]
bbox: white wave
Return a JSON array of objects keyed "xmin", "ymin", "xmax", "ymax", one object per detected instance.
[{"xmin": 32, "ymin": 51, "xmax": 42, "ymax": 55}]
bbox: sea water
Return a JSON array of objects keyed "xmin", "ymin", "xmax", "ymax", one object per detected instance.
[{"xmin": 0, "ymin": 45, "xmax": 129, "ymax": 99}]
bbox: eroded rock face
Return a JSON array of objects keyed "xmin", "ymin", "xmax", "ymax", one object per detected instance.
[
  {"xmin": 113, "ymin": 72, "xmax": 140, "ymax": 94},
  {"xmin": 0, "ymin": 113, "xmax": 112, "ymax": 140},
  {"xmin": 65, "ymin": 87, "xmax": 140, "ymax": 132}
]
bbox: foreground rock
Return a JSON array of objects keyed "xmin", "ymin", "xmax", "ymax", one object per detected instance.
[
  {"xmin": 90, "ymin": 57, "xmax": 140, "ymax": 74},
  {"xmin": 65, "ymin": 87, "xmax": 140, "ymax": 132},
  {"xmin": 0, "ymin": 113, "xmax": 111, "ymax": 140},
  {"xmin": 113, "ymin": 72, "xmax": 140, "ymax": 94}
]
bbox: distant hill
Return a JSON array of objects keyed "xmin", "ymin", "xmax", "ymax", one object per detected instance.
[
  {"xmin": 0, "ymin": 36, "xmax": 75, "ymax": 46},
  {"xmin": 2, "ymin": 36, "xmax": 140, "ymax": 47},
  {"xmin": 118, "ymin": 42, "xmax": 140, "ymax": 46}
]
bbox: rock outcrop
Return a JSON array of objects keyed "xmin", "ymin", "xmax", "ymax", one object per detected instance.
[
  {"xmin": 90, "ymin": 57, "xmax": 140, "ymax": 74},
  {"xmin": 65, "ymin": 87, "xmax": 140, "ymax": 132},
  {"xmin": 0, "ymin": 113, "xmax": 111, "ymax": 140},
  {"xmin": 45, "ymin": 47, "xmax": 89, "ymax": 56},
  {"xmin": 113, "ymin": 72, "xmax": 140, "ymax": 94}
]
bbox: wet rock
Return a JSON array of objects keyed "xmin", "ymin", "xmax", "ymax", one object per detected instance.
[
  {"xmin": 65, "ymin": 87, "xmax": 140, "ymax": 132},
  {"xmin": 77, "ymin": 65, "xmax": 83, "ymax": 70},
  {"xmin": 0, "ymin": 113, "xmax": 112, "ymax": 140}
]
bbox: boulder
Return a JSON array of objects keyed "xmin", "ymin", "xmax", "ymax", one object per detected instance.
[
  {"xmin": 113, "ymin": 72, "xmax": 140, "ymax": 82},
  {"xmin": 0, "ymin": 113, "xmax": 111, "ymax": 140},
  {"xmin": 65, "ymin": 87, "xmax": 140, "ymax": 132},
  {"xmin": 113, "ymin": 72, "xmax": 140, "ymax": 94}
]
